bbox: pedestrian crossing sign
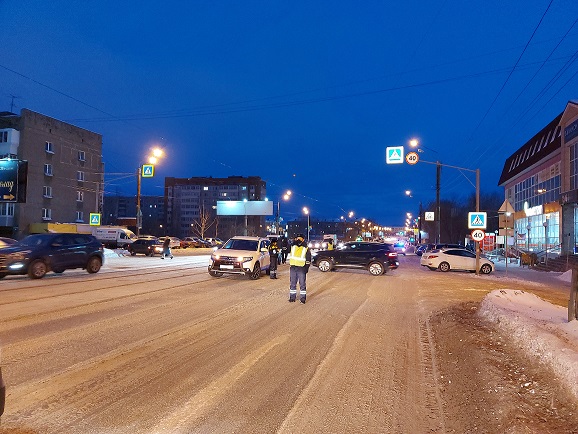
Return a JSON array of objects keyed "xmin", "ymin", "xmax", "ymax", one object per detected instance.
[
  {"xmin": 386, "ymin": 146, "xmax": 404, "ymax": 164},
  {"xmin": 142, "ymin": 164, "xmax": 154, "ymax": 177},
  {"xmin": 468, "ymin": 212, "xmax": 487, "ymax": 229},
  {"xmin": 89, "ymin": 213, "xmax": 101, "ymax": 226}
]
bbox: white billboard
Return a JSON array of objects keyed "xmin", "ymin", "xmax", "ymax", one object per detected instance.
[{"xmin": 217, "ymin": 200, "xmax": 273, "ymax": 216}]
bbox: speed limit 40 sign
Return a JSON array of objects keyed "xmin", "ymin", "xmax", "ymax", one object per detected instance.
[{"xmin": 471, "ymin": 229, "xmax": 485, "ymax": 242}]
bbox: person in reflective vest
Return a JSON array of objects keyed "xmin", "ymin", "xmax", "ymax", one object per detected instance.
[{"xmin": 288, "ymin": 233, "xmax": 311, "ymax": 304}]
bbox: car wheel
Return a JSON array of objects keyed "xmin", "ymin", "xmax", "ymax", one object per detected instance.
[
  {"xmin": 368, "ymin": 261, "xmax": 384, "ymax": 276},
  {"xmin": 317, "ymin": 259, "xmax": 332, "ymax": 272},
  {"xmin": 249, "ymin": 263, "xmax": 261, "ymax": 280},
  {"xmin": 28, "ymin": 260, "xmax": 47, "ymax": 279},
  {"xmin": 209, "ymin": 269, "xmax": 224, "ymax": 277},
  {"xmin": 480, "ymin": 264, "xmax": 492, "ymax": 274},
  {"xmin": 438, "ymin": 262, "xmax": 450, "ymax": 272},
  {"xmin": 86, "ymin": 256, "xmax": 102, "ymax": 274},
  {"xmin": 130, "ymin": 251, "xmax": 136, "ymax": 256}
]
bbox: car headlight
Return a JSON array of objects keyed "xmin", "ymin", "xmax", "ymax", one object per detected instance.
[{"xmin": 241, "ymin": 256, "xmax": 253, "ymax": 262}]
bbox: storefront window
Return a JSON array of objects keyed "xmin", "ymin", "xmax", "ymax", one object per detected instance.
[{"xmin": 515, "ymin": 212, "xmax": 559, "ymax": 252}]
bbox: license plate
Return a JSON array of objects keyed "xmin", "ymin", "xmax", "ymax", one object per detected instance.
[{"xmin": 220, "ymin": 264, "xmax": 234, "ymax": 269}]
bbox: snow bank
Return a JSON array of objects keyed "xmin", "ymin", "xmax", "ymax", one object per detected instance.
[{"xmin": 478, "ymin": 289, "xmax": 578, "ymax": 400}]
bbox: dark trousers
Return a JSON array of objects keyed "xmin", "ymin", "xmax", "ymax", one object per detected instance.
[{"xmin": 270, "ymin": 255, "xmax": 278, "ymax": 278}]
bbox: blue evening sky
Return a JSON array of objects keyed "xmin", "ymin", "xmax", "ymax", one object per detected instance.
[{"xmin": 1, "ymin": 1, "xmax": 577, "ymax": 225}]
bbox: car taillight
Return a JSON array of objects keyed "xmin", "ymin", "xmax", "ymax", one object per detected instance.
[
  {"xmin": 428, "ymin": 255, "xmax": 438, "ymax": 258},
  {"xmin": 387, "ymin": 252, "xmax": 397, "ymax": 257}
]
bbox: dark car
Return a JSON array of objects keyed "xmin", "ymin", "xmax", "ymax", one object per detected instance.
[
  {"xmin": 0, "ymin": 233, "xmax": 104, "ymax": 279},
  {"xmin": 312, "ymin": 241, "xmax": 399, "ymax": 276},
  {"xmin": 0, "ymin": 237, "xmax": 17, "ymax": 249},
  {"xmin": 127, "ymin": 238, "xmax": 163, "ymax": 256}
]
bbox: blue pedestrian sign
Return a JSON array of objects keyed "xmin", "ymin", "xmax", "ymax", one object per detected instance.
[
  {"xmin": 386, "ymin": 146, "xmax": 404, "ymax": 164},
  {"xmin": 468, "ymin": 212, "xmax": 487, "ymax": 229},
  {"xmin": 142, "ymin": 164, "xmax": 155, "ymax": 177},
  {"xmin": 90, "ymin": 213, "xmax": 101, "ymax": 226}
]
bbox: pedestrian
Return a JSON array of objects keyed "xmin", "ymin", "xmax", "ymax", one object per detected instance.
[
  {"xmin": 288, "ymin": 233, "xmax": 311, "ymax": 304},
  {"xmin": 327, "ymin": 238, "xmax": 334, "ymax": 250},
  {"xmin": 280, "ymin": 235, "xmax": 289, "ymax": 264},
  {"xmin": 161, "ymin": 237, "xmax": 173, "ymax": 259},
  {"xmin": 268, "ymin": 237, "xmax": 280, "ymax": 279}
]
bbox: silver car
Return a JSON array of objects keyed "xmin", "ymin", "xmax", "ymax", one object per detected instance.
[{"xmin": 420, "ymin": 248, "xmax": 493, "ymax": 274}]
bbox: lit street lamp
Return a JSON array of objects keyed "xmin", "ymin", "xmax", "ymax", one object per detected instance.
[
  {"xmin": 276, "ymin": 190, "xmax": 292, "ymax": 234},
  {"xmin": 136, "ymin": 147, "xmax": 164, "ymax": 237},
  {"xmin": 303, "ymin": 207, "xmax": 310, "ymax": 242}
]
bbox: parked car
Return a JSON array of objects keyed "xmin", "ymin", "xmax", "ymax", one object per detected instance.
[
  {"xmin": 312, "ymin": 241, "xmax": 399, "ymax": 276},
  {"xmin": 0, "ymin": 233, "xmax": 104, "ymax": 279},
  {"xmin": 158, "ymin": 237, "xmax": 181, "ymax": 249},
  {"xmin": 127, "ymin": 238, "xmax": 163, "ymax": 256},
  {"xmin": 180, "ymin": 237, "xmax": 203, "ymax": 248},
  {"xmin": 415, "ymin": 244, "xmax": 430, "ymax": 256},
  {"xmin": 205, "ymin": 237, "xmax": 224, "ymax": 247},
  {"xmin": 208, "ymin": 236, "xmax": 270, "ymax": 279},
  {"xmin": 420, "ymin": 248, "xmax": 493, "ymax": 274},
  {"xmin": 0, "ymin": 237, "xmax": 18, "ymax": 249}
]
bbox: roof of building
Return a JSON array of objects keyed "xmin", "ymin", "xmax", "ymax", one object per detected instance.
[{"xmin": 498, "ymin": 112, "xmax": 562, "ymax": 186}]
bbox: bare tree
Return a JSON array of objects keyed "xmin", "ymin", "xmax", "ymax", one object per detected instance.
[{"xmin": 191, "ymin": 205, "xmax": 216, "ymax": 239}]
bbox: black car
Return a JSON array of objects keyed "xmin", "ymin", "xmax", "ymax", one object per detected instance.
[
  {"xmin": 0, "ymin": 233, "xmax": 104, "ymax": 279},
  {"xmin": 127, "ymin": 238, "xmax": 163, "ymax": 256},
  {"xmin": 312, "ymin": 241, "xmax": 399, "ymax": 276}
]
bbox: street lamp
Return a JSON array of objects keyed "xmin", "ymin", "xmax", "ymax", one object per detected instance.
[
  {"xmin": 137, "ymin": 147, "xmax": 164, "ymax": 237},
  {"xmin": 276, "ymin": 190, "xmax": 292, "ymax": 235},
  {"xmin": 303, "ymin": 207, "xmax": 310, "ymax": 242},
  {"xmin": 543, "ymin": 218, "xmax": 549, "ymax": 266}
]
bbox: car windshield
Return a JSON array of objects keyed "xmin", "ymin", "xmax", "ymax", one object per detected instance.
[
  {"xmin": 18, "ymin": 234, "xmax": 51, "ymax": 247},
  {"xmin": 222, "ymin": 239, "xmax": 258, "ymax": 251}
]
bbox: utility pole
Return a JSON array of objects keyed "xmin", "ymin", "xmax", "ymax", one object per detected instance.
[{"xmin": 436, "ymin": 161, "xmax": 441, "ymax": 243}]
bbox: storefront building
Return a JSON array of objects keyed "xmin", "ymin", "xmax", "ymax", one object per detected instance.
[{"xmin": 499, "ymin": 100, "xmax": 578, "ymax": 255}]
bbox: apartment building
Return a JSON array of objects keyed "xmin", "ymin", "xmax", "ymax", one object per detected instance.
[
  {"xmin": 0, "ymin": 109, "xmax": 103, "ymax": 238},
  {"xmin": 165, "ymin": 176, "xmax": 267, "ymax": 239},
  {"xmin": 103, "ymin": 195, "xmax": 165, "ymax": 236}
]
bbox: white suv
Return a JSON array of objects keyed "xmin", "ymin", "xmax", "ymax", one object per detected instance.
[{"xmin": 208, "ymin": 236, "xmax": 270, "ymax": 279}]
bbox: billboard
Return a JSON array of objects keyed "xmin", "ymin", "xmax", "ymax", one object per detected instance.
[
  {"xmin": 0, "ymin": 159, "xmax": 27, "ymax": 203},
  {"xmin": 217, "ymin": 200, "xmax": 274, "ymax": 216}
]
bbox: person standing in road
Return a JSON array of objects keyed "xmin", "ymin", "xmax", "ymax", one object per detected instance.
[
  {"xmin": 268, "ymin": 238, "xmax": 280, "ymax": 279},
  {"xmin": 280, "ymin": 235, "xmax": 289, "ymax": 264},
  {"xmin": 288, "ymin": 234, "xmax": 311, "ymax": 304},
  {"xmin": 161, "ymin": 237, "xmax": 173, "ymax": 259}
]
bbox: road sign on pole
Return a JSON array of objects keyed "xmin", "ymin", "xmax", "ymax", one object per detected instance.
[
  {"xmin": 471, "ymin": 229, "xmax": 485, "ymax": 242},
  {"xmin": 468, "ymin": 212, "xmax": 487, "ymax": 229},
  {"xmin": 405, "ymin": 151, "xmax": 419, "ymax": 165},
  {"xmin": 142, "ymin": 164, "xmax": 155, "ymax": 177},
  {"xmin": 386, "ymin": 146, "xmax": 404, "ymax": 164}
]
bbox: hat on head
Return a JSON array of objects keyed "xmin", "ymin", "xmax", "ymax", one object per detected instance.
[{"xmin": 295, "ymin": 233, "xmax": 305, "ymax": 240}]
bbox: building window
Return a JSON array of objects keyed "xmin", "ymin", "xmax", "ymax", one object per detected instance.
[
  {"xmin": 77, "ymin": 171, "xmax": 85, "ymax": 182},
  {"xmin": 0, "ymin": 202, "xmax": 14, "ymax": 216},
  {"xmin": 77, "ymin": 191, "xmax": 84, "ymax": 202},
  {"xmin": 76, "ymin": 211, "xmax": 84, "ymax": 222},
  {"xmin": 0, "ymin": 131, "xmax": 7, "ymax": 143},
  {"xmin": 43, "ymin": 186, "xmax": 52, "ymax": 198},
  {"xmin": 45, "ymin": 141, "xmax": 54, "ymax": 154},
  {"xmin": 78, "ymin": 150, "xmax": 86, "ymax": 162},
  {"xmin": 44, "ymin": 164, "xmax": 53, "ymax": 176},
  {"xmin": 42, "ymin": 208, "xmax": 52, "ymax": 221}
]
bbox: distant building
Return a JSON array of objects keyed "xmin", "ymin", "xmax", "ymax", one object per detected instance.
[
  {"xmin": 165, "ymin": 176, "xmax": 267, "ymax": 239},
  {"xmin": 103, "ymin": 195, "xmax": 165, "ymax": 236},
  {"xmin": 0, "ymin": 109, "xmax": 103, "ymax": 238}
]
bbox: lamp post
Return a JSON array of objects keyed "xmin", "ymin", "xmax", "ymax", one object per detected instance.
[
  {"xmin": 527, "ymin": 222, "xmax": 531, "ymax": 251},
  {"xmin": 136, "ymin": 147, "xmax": 163, "ymax": 237},
  {"xmin": 303, "ymin": 207, "xmax": 310, "ymax": 242},
  {"xmin": 276, "ymin": 190, "xmax": 292, "ymax": 235},
  {"xmin": 543, "ymin": 218, "xmax": 549, "ymax": 266}
]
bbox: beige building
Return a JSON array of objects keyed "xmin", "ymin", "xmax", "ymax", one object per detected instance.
[{"xmin": 0, "ymin": 109, "xmax": 103, "ymax": 238}]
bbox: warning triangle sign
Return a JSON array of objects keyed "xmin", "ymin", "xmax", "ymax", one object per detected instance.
[{"xmin": 472, "ymin": 216, "xmax": 483, "ymax": 225}]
